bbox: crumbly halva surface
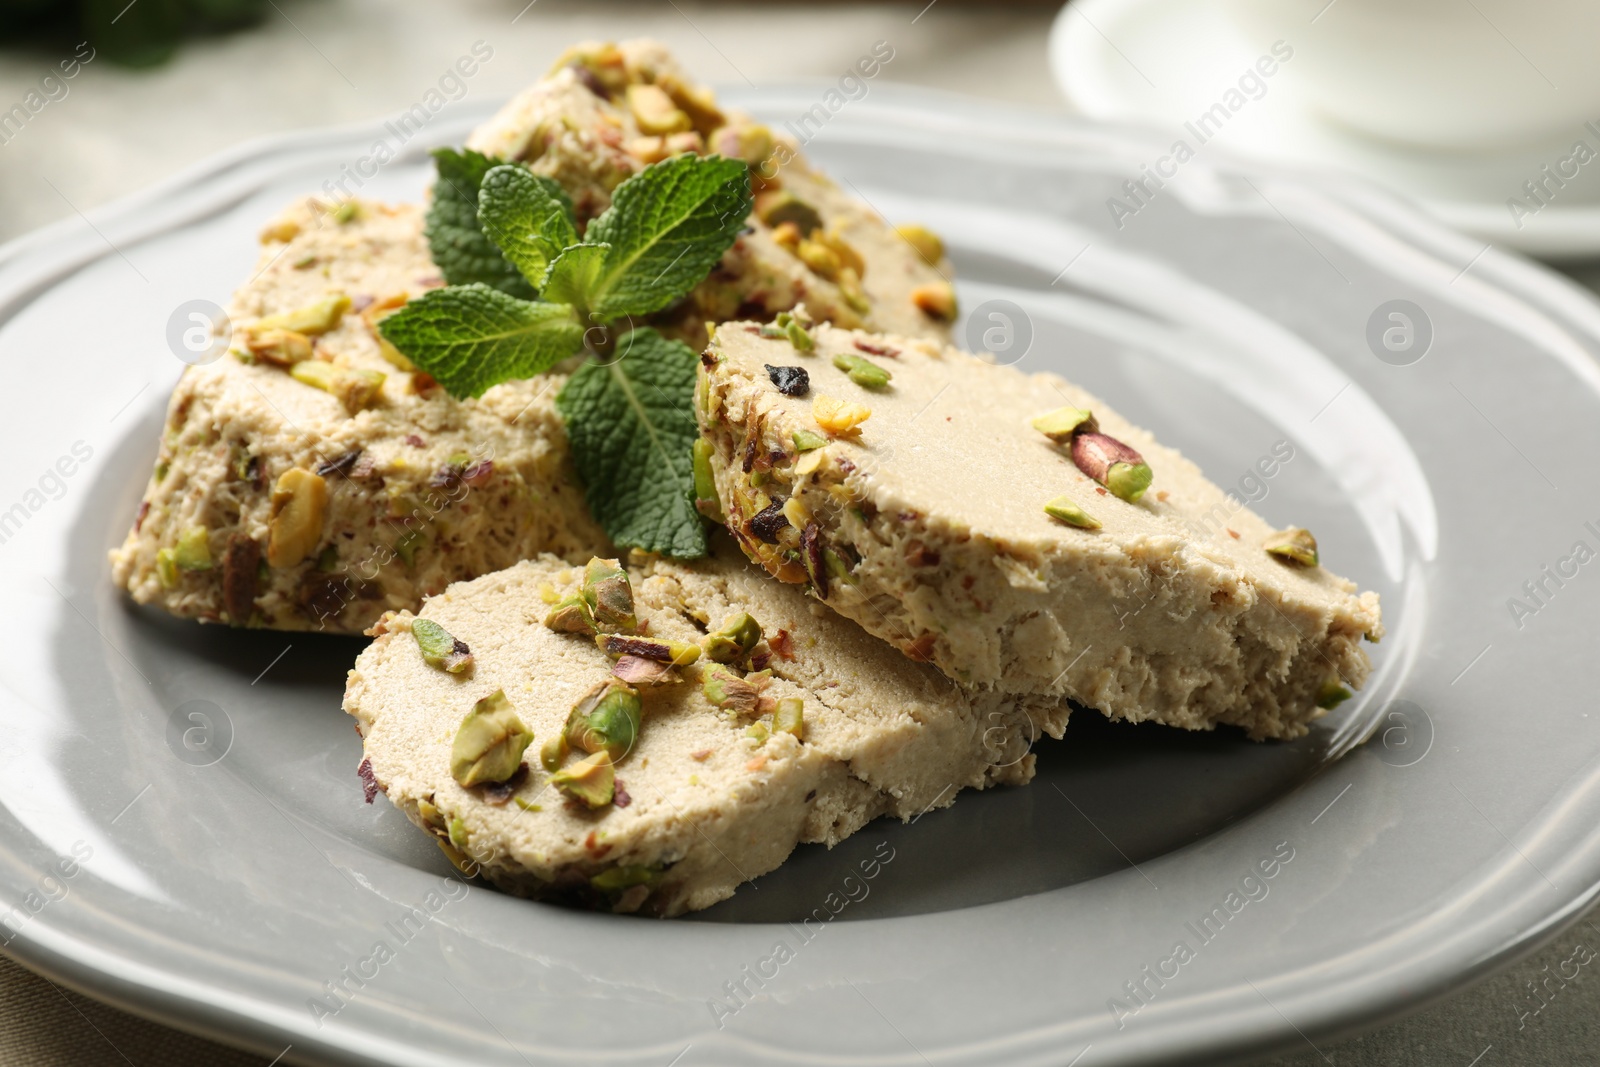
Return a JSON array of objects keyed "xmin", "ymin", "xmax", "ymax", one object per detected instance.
[
  {"xmin": 466, "ymin": 38, "xmax": 956, "ymax": 349},
  {"xmin": 110, "ymin": 199, "xmax": 607, "ymax": 633},
  {"xmin": 697, "ymin": 321, "xmax": 1384, "ymax": 740},
  {"xmin": 344, "ymin": 544, "xmax": 1064, "ymax": 916}
]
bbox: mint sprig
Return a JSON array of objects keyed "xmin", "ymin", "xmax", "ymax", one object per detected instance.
[
  {"xmin": 380, "ymin": 150, "xmax": 753, "ymax": 557},
  {"xmin": 424, "ymin": 149, "xmax": 535, "ymax": 299},
  {"xmin": 557, "ymin": 330, "xmax": 707, "ymax": 558}
]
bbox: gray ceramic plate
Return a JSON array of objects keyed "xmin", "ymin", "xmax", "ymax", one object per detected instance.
[{"xmin": 2, "ymin": 86, "xmax": 1598, "ymax": 1067}]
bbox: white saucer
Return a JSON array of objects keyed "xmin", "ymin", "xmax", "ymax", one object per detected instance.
[{"xmin": 1049, "ymin": 0, "xmax": 1600, "ymax": 259}]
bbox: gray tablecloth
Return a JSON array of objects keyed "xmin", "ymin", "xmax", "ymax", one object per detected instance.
[{"xmin": 1, "ymin": 2, "xmax": 1595, "ymax": 1063}]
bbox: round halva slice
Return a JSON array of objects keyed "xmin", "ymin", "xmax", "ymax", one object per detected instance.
[
  {"xmin": 344, "ymin": 543, "xmax": 1062, "ymax": 917},
  {"xmin": 697, "ymin": 321, "xmax": 1384, "ymax": 741},
  {"xmin": 110, "ymin": 198, "xmax": 607, "ymax": 634}
]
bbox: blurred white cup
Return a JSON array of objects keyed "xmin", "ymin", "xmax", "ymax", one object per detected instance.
[{"xmin": 1225, "ymin": 0, "xmax": 1600, "ymax": 151}]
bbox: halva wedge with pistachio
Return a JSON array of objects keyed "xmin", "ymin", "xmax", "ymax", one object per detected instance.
[
  {"xmin": 344, "ymin": 543, "xmax": 1065, "ymax": 916},
  {"xmin": 465, "ymin": 38, "xmax": 955, "ymax": 347},
  {"xmin": 696, "ymin": 319, "xmax": 1384, "ymax": 740},
  {"xmin": 110, "ymin": 198, "xmax": 608, "ymax": 632}
]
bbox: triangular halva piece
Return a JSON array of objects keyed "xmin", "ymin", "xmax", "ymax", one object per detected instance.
[{"xmin": 696, "ymin": 319, "xmax": 1383, "ymax": 740}]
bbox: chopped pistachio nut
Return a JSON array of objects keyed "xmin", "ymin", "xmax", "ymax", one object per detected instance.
[
  {"xmin": 703, "ymin": 611, "xmax": 763, "ymax": 662},
  {"xmin": 797, "ymin": 237, "xmax": 843, "ymax": 282},
  {"xmin": 244, "ymin": 327, "xmax": 313, "ymax": 366},
  {"xmin": 792, "ymin": 429, "xmax": 827, "ymax": 452},
  {"xmin": 595, "ymin": 633, "xmax": 702, "ymax": 665},
  {"xmin": 590, "ymin": 865, "xmax": 660, "ymax": 892},
  {"xmin": 155, "ymin": 548, "xmax": 179, "ymax": 589},
  {"xmin": 1265, "ymin": 528, "xmax": 1319, "ymax": 568},
  {"xmin": 816, "ymin": 228, "xmax": 865, "ymax": 277},
  {"xmin": 812, "ymin": 394, "xmax": 871, "ymax": 436},
  {"xmin": 416, "ymin": 797, "xmax": 446, "ymax": 830},
  {"xmin": 1316, "ymin": 680, "xmax": 1352, "ymax": 710},
  {"xmin": 514, "ymin": 798, "xmax": 543, "ymax": 813},
  {"xmin": 1031, "ymin": 405, "xmax": 1095, "ymax": 442},
  {"xmin": 1070, "ymin": 431, "xmax": 1152, "ymax": 504},
  {"xmin": 710, "ymin": 122, "xmax": 774, "ymax": 167},
  {"xmin": 450, "ymin": 689, "xmax": 534, "ymax": 788},
  {"xmin": 910, "ymin": 281, "xmax": 957, "ymax": 321},
  {"xmin": 548, "ymin": 750, "xmax": 615, "ymax": 808},
  {"xmin": 316, "ymin": 544, "xmax": 340, "ymax": 572},
  {"xmin": 744, "ymin": 722, "xmax": 770, "ymax": 744},
  {"xmin": 433, "ymin": 837, "xmax": 476, "ymax": 877},
  {"xmin": 289, "ymin": 360, "xmax": 385, "ymax": 414},
  {"xmin": 253, "ymin": 293, "xmax": 350, "ymax": 336},
  {"xmin": 565, "ymin": 679, "xmax": 643, "ymax": 762},
  {"xmin": 832, "ymin": 352, "xmax": 892, "ymax": 390},
  {"xmin": 412, "ymin": 617, "xmax": 473, "ymax": 674},
  {"xmin": 612, "ymin": 654, "xmax": 681, "ymax": 687},
  {"xmin": 173, "ymin": 526, "xmax": 212, "ymax": 570},
  {"xmin": 1043, "ymin": 496, "xmax": 1101, "ymax": 530},
  {"xmin": 627, "ymin": 83, "xmax": 691, "ymax": 135},
  {"xmin": 693, "ymin": 437, "xmax": 725, "ymax": 522},
  {"xmin": 701, "ymin": 663, "xmax": 765, "ymax": 715},
  {"xmin": 761, "ymin": 311, "xmax": 814, "ymax": 352},
  {"xmin": 539, "ymin": 732, "xmax": 569, "ymax": 773},
  {"xmin": 754, "ymin": 190, "xmax": 823, "ymax": 235},
  {"xmin": 545, "ymin": 594, "xmax": 598, "ymax": 635},
  {"xmin": 331, "ymin": 201, "xmax": 361, "ymax": 224},
  {"xmin": 1106, "ymin": 462, "xmax": 1154, "ymax": 504},
  {"xmin": 447, "ymin": 816, "xmax": 469, "ymax": 851},
  {"xmin": 895, "ymin": 223, "xmax": 944, "ymax": 264},
  {"xmin": 773, "ymin": 697, "xmax": 804, "ymax": 739},
  {"xmin": 583, "ymin": 557, "xmax": 636, "ymax": 633},
  {"xmin": 266, "ymin": 467, "xmax": 328, "ymax": 569}
]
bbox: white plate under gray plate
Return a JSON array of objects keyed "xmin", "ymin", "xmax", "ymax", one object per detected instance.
[
  {"xmin": 1, "ymin": 86, "xmax": 1597, "ymax": 1067},
  {"xmin": 1048, "ymin": 0, "xmax": 1600, "ymax": 259}
]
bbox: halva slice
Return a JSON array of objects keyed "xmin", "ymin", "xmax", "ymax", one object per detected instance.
[
  {"xmin": 344, "ymin": 544, "xmax": 1063, "ymax": 917},
  {"xmin": 696, "ymin": 320, "xmax": 1384, "ymax": 740},
  {"xmin": 110, "ymin": 198, "xmax": 608, "ymax": 632},
  {"xmin": 465, "ymin": 38, "xmax": 955, "ymax": 347}
]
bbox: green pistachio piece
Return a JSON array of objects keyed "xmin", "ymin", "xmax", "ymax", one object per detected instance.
[
  {"xmin": 155, "ymin": 547, "xmax": 179, "ymax": 589},
  {"xmin": 773, "ymin": 697, "xmax": 804, "ymax": 738},
  {"xmin": 448, "ymin": 816, "xmax": 470, "ymax": 851},
  {"xmin": 413, "ymin": 617, "xmax": 474, "ymax": 674},
  {"xmin": 539, "ymin": 732, "xmax": 569, "ymax": 773},
  {"xmin": 595, "ymin": 633, "xmax": 702, "ymax": 665},
  {"xmin": 1265, "ymin": 527, "xmax": 1319, "ymax": 568},
  {"xmin": 254, "ymin": 293, "xmax": 351, "ymax": 336},
  {"xmin": 693, "ymin": 438, "xmax": 725, "ymax": 523},
  {"xmin": 701, "ymin": 663, "xmax": 765, "ymax": 715},
  {"xmin": 744, "ymin": 722, "xmax": 770, "ymax": 743},
  {"xmin": 416, "ymin": 797, "xmax": 445, "ymax": 830},
  {"xmin": 1105, "ymin": 461, "xmax": 1153, "ymax": 504},
  {"xmin": 583, "ymin": 557, "xmax": 636, "ymax": 633},
  {"xmin": 316, "ymin": 544, "xmax": 341, "ymax": 572},
  {"xmin": 545, "ymin": 594, "xmax": 598, "ymax": 635},
  {"xmin": 590, "ymin": 865, "xmax": 660, "ymax": 892},
  {"xmin": 289, "ymin": 360, "xmax": 385, "ymax": 414},
  {"xmin": 1031, "ymin": 405, "xmax": 1095, "ymax": 442},
  {"xmin": 394, "ymin": 527, "xmax": 426, "ymax": 568},
  {"xmin": 792, "ymin": 429, "xmax": 827, "ymax": 452},
  {"xmin": 1043, "ymin": 496, "xmax": 1101, "ymax": 530},
  {"xmin": 450, "ymin": 690, "xmax": 533, "ymax": 787},
  {"xmin": 755, "ymin": 190, "xmax": 823, "ymax": 234},
  {"xmin": 832, "ymin": 352, "xmax": 892, "ymax": 389},
  {"xmin": 173, "ymin": 526, "xmax": 212, "ymax": 570},
  {"xmin": 433, "ymin": 837, "xmax": 476, "ymax": 876},
  {"xmin": 762, "ymin": 311, "xmax": 815, "ymax": 352},
  {"xmin": 1316, "ymin": 680, "xmax": 1352, "ymax": 710},
  {"xmin": 548, "ymin": 750, "xmax": 615, "ymax": 808},
  {"xmin": 565, "ymin": 679, "xmax": 644, "ymax": 762},
  {"xmin": 154, "ymin": 460, "xmax": 169, "ymax": 483},
  {"xmin": 703, "ymin": 611, "xmax": 763, "ymax": 663},
  {"xmin": 332, "ymin": 201, "xmax": 361, "ymax": 224}
]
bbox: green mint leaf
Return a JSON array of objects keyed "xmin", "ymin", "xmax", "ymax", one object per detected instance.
[
  {"xmin": 379, "ymin": 284, "xmax": 583, "ymax": 399},
  {"xmin": 477, "ymin": 164, "xmax": 579, "ymax": 289},
  {"xmin": 424, "ymin": 149, "xmax": 535, "ymax": 299},
  {"xmin": 583, "ymin": 154, "xmax": 753, "ymax": 322},
  {"xmin": 556, "ymin": 328, "xmax": 707, "ymax": 558},
  {"xmin": 540, "ymin": 244, "xmax": 610, "ymax": 314}
]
